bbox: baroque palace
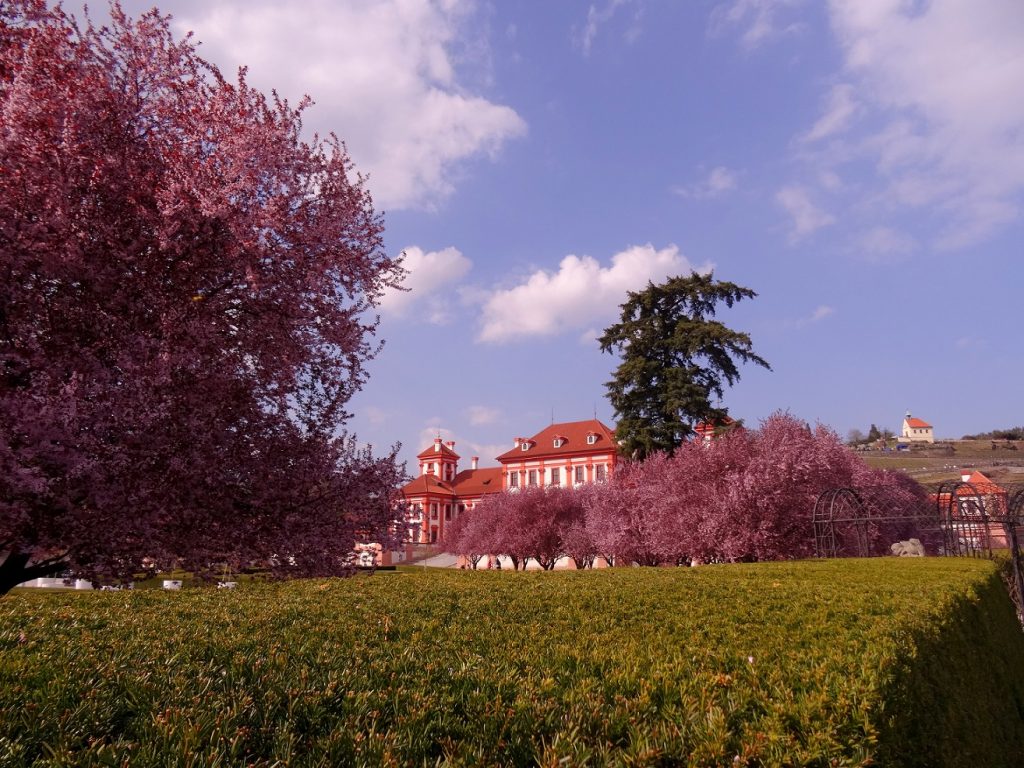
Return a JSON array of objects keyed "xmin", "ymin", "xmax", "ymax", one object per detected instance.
[{"xmin": 401, "ymin": 419, "xmax": 619, "ymax": 545}]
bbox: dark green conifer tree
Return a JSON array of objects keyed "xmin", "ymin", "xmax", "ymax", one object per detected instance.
[{"xmin": 599, "ymin": 273, "xmax": 769, "ymax": 459}]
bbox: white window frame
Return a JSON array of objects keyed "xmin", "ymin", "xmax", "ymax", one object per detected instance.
[
  {"xmin": 586, "ymin": 434, "xmax": 597, "ymax": 445},
  {"xmin": 551, "ymin": 467, "xmax": 560, "ymax": 486}
]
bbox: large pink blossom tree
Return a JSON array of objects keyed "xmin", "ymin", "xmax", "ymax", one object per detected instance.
[
  {"xmin": 584, "ymin": 412, "xmax": 927, "ymax": 566},
  {"xmin": 652, "ymin": 413, "xmax": 926, "ymax": 562},
  {"xmin": 0, "ymin": 1, "xmax": 405, "ymax": 593},
  {"xmin": 587, "ymin": 453, "xmax": 682, "ymax": 566}
]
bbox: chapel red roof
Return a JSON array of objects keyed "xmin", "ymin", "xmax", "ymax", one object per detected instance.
[
  {"xmin": 904, "ymin": 417, "xmax": 932, "ymax": 429},
  {"xmin": 496, "ymin": 419, "xmax": 616, "ymax": 461}
]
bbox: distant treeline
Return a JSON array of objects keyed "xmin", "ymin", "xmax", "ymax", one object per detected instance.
[{"xmin": 962, "ymin": 427, "xmax": 1024, "ymax": 441}]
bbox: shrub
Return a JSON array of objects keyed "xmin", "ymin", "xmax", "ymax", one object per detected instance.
[{"xmin": 1, "ymin": 558, "xmax": 1022, "ymax": 766}]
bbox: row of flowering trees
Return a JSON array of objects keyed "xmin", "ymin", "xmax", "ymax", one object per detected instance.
[{"xmin": 446, "ymin": 413, "xmax": 925, "ymax": 568}]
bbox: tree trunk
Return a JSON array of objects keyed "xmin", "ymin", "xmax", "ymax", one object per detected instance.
[{"xmin": 0, "ymin": 549, "xmax": 68, "ymax": 596}]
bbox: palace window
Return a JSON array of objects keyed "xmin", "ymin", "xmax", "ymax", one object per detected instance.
[
  {"xmin": 430, "ymin": 503, "xmax": 438, "ymax": 519},
  {"xmin": 509, "ymin": 472, "xmax": 519, "ymax": 488},
  {"xmin": 574, "ymin": 466, "xmax": 585, "ymax": 484},
  {"xmin": 587, "ymin": 434, "xmax": 597, "ymax": 445},
  {"xmin": 553, "ymin": 438, "xmax": 564, "ymax": 448},
  {"xmin": 595, "ymin": 464, "xmax": 606, "ymax": 482},
  {"xmin": 444, "ymin": 504, "xmax": 452, "ymax": 521},
  {"xmin": 528, "ymin": 470, "xmax": 538, "ymax": 486},
  {"xmin": 551, "ymin": 467, "xmax": 561, "ymax": 486},
  {"xmin": 521, "ymin": 442, "xmax": 530, "ymax": 451}
]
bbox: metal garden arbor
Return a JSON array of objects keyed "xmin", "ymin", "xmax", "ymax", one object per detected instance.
[{"xmin": 813, "ymin": 480, "xmax": 1024, "ymax": 617}]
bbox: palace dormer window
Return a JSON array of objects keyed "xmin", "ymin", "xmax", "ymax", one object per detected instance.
[
  {"xmin": 521, "ymin": 442, "xmax": 529, "ymax": 451},
  {"xmin": 586, "ymin": 434, "xmax": 597, "ymax": 445},
  {"xmin": 553, "ymin": 436, "xmax": 567, "ymax": 448}
]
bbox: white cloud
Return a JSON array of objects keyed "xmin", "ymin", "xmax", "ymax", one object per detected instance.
[
  {"xmin": 466, "ymin": 405, "xmax": 500, "ymax": 426},
  {"xmin": 363, "ymin": 406, "xmax": 390, "ymax": 425},
  {"xmin": 808, "ymin": 305, "xmax": 834, "ymax": 323},
  {"xmin": 579, "ymin": 0, "xmax": 636, "ymax": 55},
  {"xmin": 955, "ymin": 336, "xmax": 988, "ymax": 351},
  {"xmin": 711, "ymin": 0, "xmax": 806, "ymax": 49},
  {"xmin": 859, "ymin": 226, "xmax": 916, "ymax": 260},
  {"xmin": 416, "ymin": 425, "xmax": 506, "ymax": 465},
  {"xmin": 818, "ymin": 170, "xmax": 843, "ymax": 191},
  {"xmin": 803, "ymin": 83, "xmax": 858, "ymax": 142},
  {"xmin": 815, "ymin": 0, "xmax": 1024, "ymax": 246},
  {"xmin": 775, "ymin": 185, "xmax": 835, "ymax": 240},
  {"xmin": 674, "ymin": 166, "xmax": 739, "ymax": 199},
  {"xmin": 176, "ymin": 0, "xmax": 526, "ymax": 210},
  {"xmin": 379, "ymin": 246, "xmax": 472, "ymax": 323},
  {"xmin": 477, "ymin": 243, "xmax": 710, "ymax": 344},
  {"xmin": 789, "ymin": 304, "xmax": 835, "ymax": 329}
]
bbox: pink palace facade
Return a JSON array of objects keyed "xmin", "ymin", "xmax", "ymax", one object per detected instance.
[{"xmin": 400, "ymin": 419, "xmax": 619, "ymax": 545}]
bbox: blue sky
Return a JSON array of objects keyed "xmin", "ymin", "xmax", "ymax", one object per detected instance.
[{"xmin": 116, "ymin": 0, "xmax": 1024, "ymax": 468}]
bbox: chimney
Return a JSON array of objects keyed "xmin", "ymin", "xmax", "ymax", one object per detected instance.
[
  {"xmin": 961, "ymin": 471, "xmax": 972, "ymax": 483},
  {"xmin": 472, "ymin": 456, "xmax": 479, "ymax": 470},
  {"xmin": 513, "ymin": 437, "xmax": 521, "ymax": 448},
  {"xmin": 434, "ymin": 437, "xmax": 441, "ymax": 452},
  {"xmin": 445, "ymin": 440, "xmax": 455, "ymax": 450}
]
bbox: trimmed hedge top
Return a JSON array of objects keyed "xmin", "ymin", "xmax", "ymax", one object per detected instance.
[{"xmin": 2, "ymin": 558, "xmax": 1023, "ymax": 766}]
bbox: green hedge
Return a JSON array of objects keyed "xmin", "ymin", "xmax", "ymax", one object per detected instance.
[{"xmin": 1, "ymin": 559, "xmax": 1022, "ymax": 766}]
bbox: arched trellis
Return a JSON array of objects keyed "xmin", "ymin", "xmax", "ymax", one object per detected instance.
[
  {"xmin": 815, "ymin": 480, "xmax": 1024, "ymax": 620},
  {"xmin": 813, "ymin": 484, "xmax": 943, "ymax": 559}
]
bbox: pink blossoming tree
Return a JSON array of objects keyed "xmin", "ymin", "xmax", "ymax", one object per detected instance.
[{"xmin": 0, "ymin": 1, "xmax": 406, "ymax": 593}]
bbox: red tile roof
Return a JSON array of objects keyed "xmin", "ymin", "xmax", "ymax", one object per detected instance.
[
  {"xmin": 416, "ymin": 441, "xmax": 460, "ymax": 460},
  {"xmin": 904, "ymin": 417, "xmax": 932, "ymax": 429},
  {"xmin": 451, "ymin": 467, "xmax": 503, "ymax": 498},
  {"xmin": 399, "ymin": 474, "xmax": 456, "ymax": 498},
  {"xmin": 496, "ymin": 419, "xmax": 617, "ymax": 462},
  {"xmin": 694, "ymin": 417, "xmax": 736, "ymax": 438},
  {"xmin": 957, "ymin": 470, "xmax": 1005, "ymax": 496}
]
